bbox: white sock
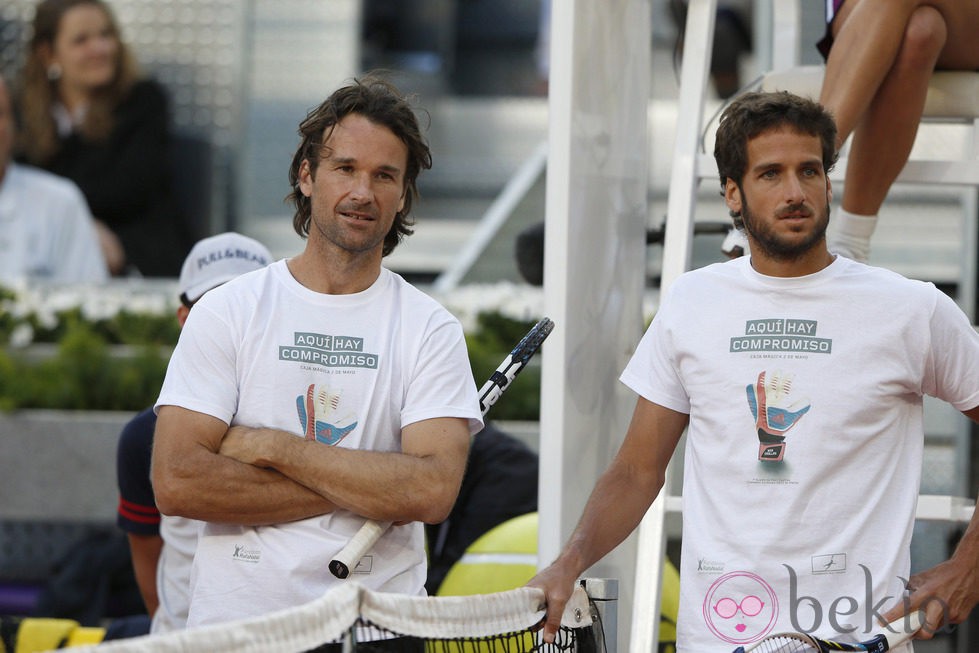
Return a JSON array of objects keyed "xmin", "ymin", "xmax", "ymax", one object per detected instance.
[{"xmin": 829, "ymin": 209, "xmax": 877, "ymax": 263}]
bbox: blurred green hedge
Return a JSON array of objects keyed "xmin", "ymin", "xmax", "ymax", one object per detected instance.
[
  {"xmin": 0, "ymin": 321, "xmax": 170, "ymax": 412},
  {"xmin": 0, "ymin": 310, "xmax": 543, "ymax": 419}
]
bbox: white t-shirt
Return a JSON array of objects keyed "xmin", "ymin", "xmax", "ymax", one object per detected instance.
[
  {"xmin": 621, "ymin": 255, "xmax": 979, "ymax": 653},
  {"xmin": 157, "ymin": 261, "xmax": 482, "ymax": 626},
  {"xmin": 150, "ymin": 515, "xmax": 200, "ymax": 634},
  {"xmin": 0, "ymin": 163, "xmax": 107, "ymax": 284}
]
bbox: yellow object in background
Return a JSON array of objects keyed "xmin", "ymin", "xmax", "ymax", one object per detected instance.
[
  {"xmin": 435, "ymin": 511, "xmax": 680, "ymax": 652},
  {"xmin": 65, "ymin": 626, "xmax": 105, "ymax": 647},
  {"xmin": 438, "ymin": 513, "xmax": 538, "ymax": 597},
  {"xmin": 8, "ymin": 618, "xmax": 105, "ymax": 653}
]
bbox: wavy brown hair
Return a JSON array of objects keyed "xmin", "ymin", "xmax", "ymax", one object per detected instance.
[
  {"xmin": 18, "ymin": 0, "xmax": 140, "ymax": 165},
  {"xmin": 714, "ymin": 91, "xmax": 837, "ymax": 226},
  {"xmin": 286, "ymin": 75, "xmax": 432, "ymax": 257}
]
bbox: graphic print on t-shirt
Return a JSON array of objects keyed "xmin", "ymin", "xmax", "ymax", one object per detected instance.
[
  {"xmin": 729, "ymin": 318, "xmax": 830, "ymax": 463},
  {"xmin": 279, "ymin": 331, "xmax": 378, "ymax": 445},
  {"xmin": 279, "ymin": 331, "xmax": 379, "ymax": 369},
  {"xmin": 745, "ymin": 370, "xmax": 811, "ymax": 462},
  {"xmin": 296, "ymin": 383, "xmax": 359, "ymax": 445},
  {"xmin": 729, "ymin": 318, "xmax": 832, "ymax": 356}
]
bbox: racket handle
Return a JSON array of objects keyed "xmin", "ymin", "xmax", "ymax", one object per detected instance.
[
  {"xmin": 331, "ymin": 318, "xmax": 554, "ymax": 579},
  {"xmin": 329, "ymin": 519, "xmax": 390, "ymax": 578},
  {"xmin": 905, "ymin": 610, "xmax": 924, "ymax": 634},
  {"xmin": 885, "ymin": 610, "xmax": 924, "ymax": 646}
]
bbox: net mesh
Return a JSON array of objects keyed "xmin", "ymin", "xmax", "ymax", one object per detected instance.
[{"xmin": 64, "ymin": 584, "xmax": 599, "ymax": 653}]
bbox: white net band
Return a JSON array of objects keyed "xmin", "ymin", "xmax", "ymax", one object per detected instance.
[{"xmin": 62, "ymin": 583, "xmax": 595, "ymax": 653}]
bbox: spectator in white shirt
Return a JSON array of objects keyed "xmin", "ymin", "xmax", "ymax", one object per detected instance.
[{"xmin": 0, "ymin": 71, "xmax": 107, "ymax": 285}]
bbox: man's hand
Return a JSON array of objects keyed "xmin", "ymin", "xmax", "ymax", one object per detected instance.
[
  {"xmin": 524, "ymin": 399, "xmax": 687, "ymax": 644},
  {"xmin": 219, "ymin": 425, "xmax": 277, "ymax": 467},
  {"xmin": 153, "ymin": 406, "xmax": 336, "ymax": 524},
  {"xmin": 882, "ymin": 555, "xmax": 979, "ymax": 639},
  {"xmin": 527, "ymin": 559, "xmax": 580, "ymax": 644},
  {"xmin": 888, "ymin": 409, "xmax": 979, "ymax": 638}
]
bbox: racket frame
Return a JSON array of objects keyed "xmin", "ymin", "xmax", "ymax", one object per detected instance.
[
  {"xmin": 734, "ymin": 611, "xmax": 923, "ymax": 652},
  {"xmin": 328, "ymin": 317, "xmax": 555, "ymax": 579}
]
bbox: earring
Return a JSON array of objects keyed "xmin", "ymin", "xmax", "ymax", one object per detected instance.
[{"xmin": 47, "ymin": 63, "xmax": 62, "ymax": 81}]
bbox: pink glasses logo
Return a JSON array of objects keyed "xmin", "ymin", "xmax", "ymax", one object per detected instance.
[
  {"xmin": 703, "ymin": 571, "xmax": 779, "ymax": 645},
  {"xmin": 714, "ymin": 595, "xmax": 766, "ymax": 619}
]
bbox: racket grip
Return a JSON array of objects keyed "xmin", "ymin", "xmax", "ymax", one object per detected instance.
[
  {"xmin": 880, "ymin": 610, "xmax": 925, "ymax": 648},
  {"xmin": 329, "ymin": 519, "xmax": 390, "ymax": 578},
  {"xmin": 907, "ymin": 610, "xmax": 924, "ymax": 633}
]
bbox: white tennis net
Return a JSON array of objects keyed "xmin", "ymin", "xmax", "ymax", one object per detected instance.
[{"xmin": 62, "ymin": 583, "xmax": 599, "ymax": 653}]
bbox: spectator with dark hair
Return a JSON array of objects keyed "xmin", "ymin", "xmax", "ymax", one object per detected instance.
[{"xmin": 17, "ymin": 0, "xmax": 186, "ymax": 276}]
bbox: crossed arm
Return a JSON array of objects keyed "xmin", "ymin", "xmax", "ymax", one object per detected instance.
[
  {"xmin": 528, "ymin": 398, "xmax": 688, "ymax": 643},
  {"xmin": 151, "ymin": 405, "xmax": 471, "ymax": 526}
]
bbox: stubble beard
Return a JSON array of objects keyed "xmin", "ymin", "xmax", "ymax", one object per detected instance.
[
  {"xmin": 310, "ymin": 207, "xmax": 389, "ymax": 257},
  {"xmin": 739, "ymin": 192, "xmax": 830, "ymax": 262}
]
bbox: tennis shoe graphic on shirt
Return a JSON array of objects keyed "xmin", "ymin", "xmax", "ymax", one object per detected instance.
[
  {"xmin": 296, "ymin": 383, "xmax": 358, "ymax": 445},
  {"xmin": 745, "ymin": 370, "xmax": 810, "ymax": 461}
]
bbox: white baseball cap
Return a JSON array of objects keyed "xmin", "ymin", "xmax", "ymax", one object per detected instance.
[{"xmin": 178, "ymin": 232, "xmax": 273, "ymax": 305}]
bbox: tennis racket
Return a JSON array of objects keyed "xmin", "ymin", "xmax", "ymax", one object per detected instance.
[
  {"xmin": 732, "ymin": 611, "xmax": 922, "ymax": 652},
  {"xmin": 328, "ymin": 316, "xmax": 555, "ymax": 579}
]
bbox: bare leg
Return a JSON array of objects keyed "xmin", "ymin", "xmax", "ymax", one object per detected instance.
[
  {"xmin": 819, "ymin": 0, "xmax": 979, "ymax": 149},
  {"xmin": 931, "ymin": 2, "xmax": 979, "ymax": 70},
  {"xmin": 819, "ymin": 0, "xmax": 924, "ymax": 148},
  {"xmin": 821, "ymin": 0, "xmax": 978, "ymax": 261},
  {"xmin": 841, "ymin": 6, "xmax": 946, "ymax": 215}
]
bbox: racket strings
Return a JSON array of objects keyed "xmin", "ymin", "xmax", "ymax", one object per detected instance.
[{"xmin": 744, "ymin": 634, "xmax": 822, "ymax": 652}]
